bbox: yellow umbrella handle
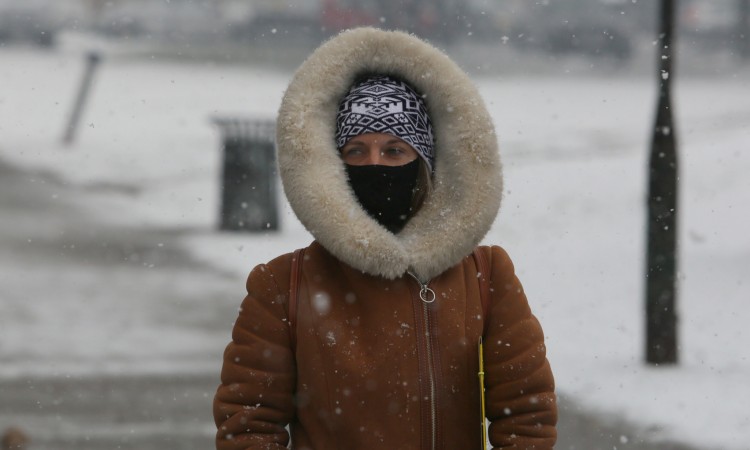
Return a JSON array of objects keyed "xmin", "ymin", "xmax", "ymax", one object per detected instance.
[{"xmin": 478, "ymin": 337, "xmax": 488, "ymax": 450}]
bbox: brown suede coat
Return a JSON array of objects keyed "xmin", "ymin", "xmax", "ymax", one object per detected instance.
[
  {"xmin": 214, "ymin": 242, "xmax": 556, "ymax": 449},
  {"xmin": 214, "ymin": 27, "xmax": 557, "ymax": 449}
]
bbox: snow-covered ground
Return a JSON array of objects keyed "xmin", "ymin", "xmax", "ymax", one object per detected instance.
[{"xmin": 1, "ymin": 35, "xmax": 749, "ymax": 449}]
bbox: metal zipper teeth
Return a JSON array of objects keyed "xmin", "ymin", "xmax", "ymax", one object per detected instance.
[
  {"xmin": 423, "ymin": 301, "xmax": 437, "ymax": 450},
  {"xmin": 408, "ymin": 272, "xmax": 438, "ymax": 450}
]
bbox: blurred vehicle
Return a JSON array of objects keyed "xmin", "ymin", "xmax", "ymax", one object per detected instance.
[
  {"xmin": 463, "ymin": 0, "xmax": 533, "ymax": 41},
  {"xmin": 229, "ymin": 0, "xmax": 447, "ymax": 42},
  {"xmin": 92, "ymin": 7, "xmax": 146, "ymax": 39},
  {"xmin": 543, "ymin": 21, "xmax": 632, "ymax": 60},
  {"xmin": 512, "ymin": 0, "xmax": 638, "ymax": 61},
  {"xmin": 322, "ymin": 0, "xmax": 509, "ymax": 43},
  {"xmin": 320, "ymin": 0, "xmax": 379, "ymax": 31},
  {"xmin": 91, "ymin": 0, "xmax": 224, "ymax": 42},
  {"xmin": 228, "ymin": 0, "xmax": 323, "ymax": 41},
  {"xmin": 680, "ymin": 0, "xmax": 739, "ymax": 49},
  {"xmin": 226, "ymin": 0, "xmax": 644, "ymax": 51}
]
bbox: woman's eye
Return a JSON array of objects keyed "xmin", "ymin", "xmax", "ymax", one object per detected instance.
[
  {"xmin": 385, "ymin": 147, "xmax": 405, "ymax": 156},
  {"xmin": 343, "ymin": 148, "xmax": 363, "ymax": 157}
]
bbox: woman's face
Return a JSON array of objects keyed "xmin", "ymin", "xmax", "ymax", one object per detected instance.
[{"xmin": 340, "ymin": 133, "xmax": 419, "ymax": 166}]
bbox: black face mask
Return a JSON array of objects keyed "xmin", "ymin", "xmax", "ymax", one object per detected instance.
[{"xmin": 345, "ymin": 159, "xmax": 419, "ymax": 233}]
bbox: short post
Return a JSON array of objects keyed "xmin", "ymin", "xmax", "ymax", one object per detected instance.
[
  {"xmin": 645, "ymin": 0, "xmax": 679, "ymax": 365},
  {"xmin": 211, "ymin": 117, "xmax": 279, "ymax": 232},
  {"xmin": 62, "ymin": 51, "xmax": 102, "ymax": 146}
]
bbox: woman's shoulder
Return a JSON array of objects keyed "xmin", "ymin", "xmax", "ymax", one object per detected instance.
[
  {"xmin": 471, "ymin": 245, "xmax": 514, "ymax": 268},
  {"xmin": 465, "ymin": 245, "xmax": 521, "ymax": 287},
  {"xmin": 245, "ymin": 242, "xmax": 329, "ymax": 293},
  {"xmin": 244, "ymin": 249, "xmax": 297, "ymax": 295}
]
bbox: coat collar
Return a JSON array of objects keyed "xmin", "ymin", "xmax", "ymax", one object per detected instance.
[{"xmin": 276, "ymin": 28, "xmax": 503, "ymax": 281}]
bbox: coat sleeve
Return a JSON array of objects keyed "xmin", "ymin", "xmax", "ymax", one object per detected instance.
[
  {"xmin": 483, "ymin": 246, "xmax": 557, "ymax": 449},
  {"xmin": 213, "ymin": 262, "xmax": 296, "ymax": 450}
]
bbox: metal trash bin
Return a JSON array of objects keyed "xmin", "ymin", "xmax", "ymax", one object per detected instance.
[{"xmin": 211, "ymin": 117, "xmax": 278, "ymax": 232}]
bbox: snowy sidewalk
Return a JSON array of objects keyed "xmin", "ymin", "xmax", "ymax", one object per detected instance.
[
  {"xmin": 0, "ymin": 158, "xmax": 704, "ymax": 449},
  {"xmin": 0, "ymin": 158, "xmax": 232, "ymax": 449}
]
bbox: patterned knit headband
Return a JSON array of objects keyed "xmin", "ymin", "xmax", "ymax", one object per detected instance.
[{"xmin": 335, "ymin": 75, "xmax": 434, "ymax": 172}]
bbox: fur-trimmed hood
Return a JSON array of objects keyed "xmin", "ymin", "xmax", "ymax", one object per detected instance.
[{"xmin": 276, "ymin": 27, "xmax": 502, "ymax": 281}]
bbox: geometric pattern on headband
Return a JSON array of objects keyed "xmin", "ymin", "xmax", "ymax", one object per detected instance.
[{"xmin": 335, "ymin": 75, "xmax": 434, "ymax": 172}]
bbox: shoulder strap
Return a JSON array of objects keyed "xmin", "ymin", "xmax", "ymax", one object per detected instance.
[
  {"xmin": 472, "ymin": 247, "xmax": 491, "ymax": 336},
  {"xmin": 289, "ymin": 247, "xmax": 305, "ymax": 353}
]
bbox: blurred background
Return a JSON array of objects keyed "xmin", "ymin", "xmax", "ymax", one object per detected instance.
[
  {"xmin": 1, "ymin": 0, "xmax": 749, "ymax": 449},
  {"xmin": 1, "ymin": 0, "xmax": 748, "ymax": 71}
]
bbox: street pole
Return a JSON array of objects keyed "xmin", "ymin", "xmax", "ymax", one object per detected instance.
[{"xmin": 646, "ymin": 0, "xmax": 679, "ymax": 365}]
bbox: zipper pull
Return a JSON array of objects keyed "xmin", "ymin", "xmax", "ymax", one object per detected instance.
[{"xmin": 407, "ymin": 271, "xmax": 436, "ymax": 304}]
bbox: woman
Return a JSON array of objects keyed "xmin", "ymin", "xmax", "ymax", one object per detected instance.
[{"xmin": 214, "ymin": 28, "xmax": 557, "ymax": 449}]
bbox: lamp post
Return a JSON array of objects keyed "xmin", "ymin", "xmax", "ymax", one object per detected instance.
[{"xmin": 645, "ymin": 0, "xmax": 679, "ymax": 365}]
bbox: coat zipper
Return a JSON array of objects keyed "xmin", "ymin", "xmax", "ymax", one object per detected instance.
[{"xmin": 408, "ymin": 272, "xmax": 438, "ymax": 450}]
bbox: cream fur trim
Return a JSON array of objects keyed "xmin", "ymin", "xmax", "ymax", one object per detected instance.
[{"xmin": 276, "ymin": 28, "xmax": 502, "ymax": 281}]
